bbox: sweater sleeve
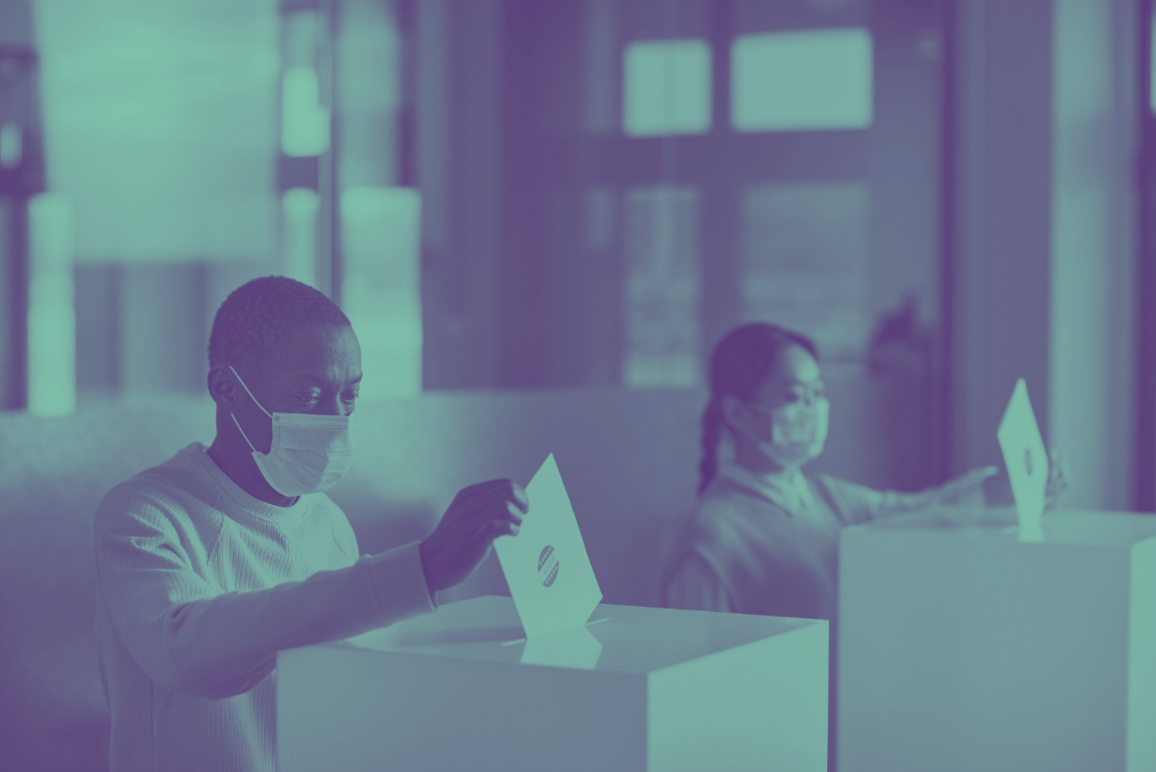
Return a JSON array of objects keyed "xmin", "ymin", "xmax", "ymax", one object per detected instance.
[
  {"xmin": 94, "ymin": 487, "xmax": 436, "ymax": 700},
  {"xmin": 818, "ymin": 474, "xmax": 940, "ymax": 523}
]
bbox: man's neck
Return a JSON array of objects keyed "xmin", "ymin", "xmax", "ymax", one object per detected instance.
[{"xmin": 206, "ymin": 437, "xmax": 299, "ymax": 508}]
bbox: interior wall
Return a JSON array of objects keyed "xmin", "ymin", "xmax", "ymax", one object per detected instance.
[
  {"xmin": 867, "ymin": 0, "xmax": 944, "ymax": 330},
  {"xmin": 119, "ymin": 263, "xmax": 208, "ymax": 397},
  {"xmin": 74, "ymin": 259, "xmax": 279, "ymax": 403},
  {"xmin": 416, "ymin": 0, "xmax": 504, "ymax": 389},
  {"xmin": 73, "ymin": 264, "xmax": 119, "ymax": 400},
  {"xmin": 0, "ymin": 0, "xmax": 36, "ymax": 410},
  {"xmin": 949, "ymin": 0, "xmax": 1054, "ymax": 475},
  {"xmin": 950, "ymin": 0, "xmax": 1141, "ymax": 507},
  {"xmin": 1049, "ymin": 0, "xmax": 1138, "ymax": 511},
  {"xmin": 0, "ymin": 0, "xmax": 33, "ymax": 46}
]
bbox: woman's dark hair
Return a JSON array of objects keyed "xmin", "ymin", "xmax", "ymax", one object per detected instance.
[{"xmin": 698, "ymin": 323, "xmax": 819, "ymax": 495}]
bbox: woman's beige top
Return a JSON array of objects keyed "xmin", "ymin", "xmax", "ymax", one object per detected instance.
[{"xmin": 662, "ymin": 461, "xmax": 931, "ymax": 620}]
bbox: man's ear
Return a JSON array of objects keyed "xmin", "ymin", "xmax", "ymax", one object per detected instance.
[{"xmin": 207, "ymin": 366, "xmax": 238, "ymax": 407}]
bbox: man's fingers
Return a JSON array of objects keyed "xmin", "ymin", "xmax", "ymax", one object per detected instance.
[
  {"xmin": 462, "ymin": 480, "xmax": 529, "ymax": 515},
  {"xmin": 477, "ymin": 501, "xmax": 524, "ymax": 533},
  {"xmin": 503, "ymin": 500, "xmax": 525, "ymax": 526},
  {"xmin": 446, "ymin": 480, "xmax": 508, "ymax": 512},
  {"xmin": 460, "ymin": 501, "xmax": 524, "ymax": 539},
  {"xmin": 498, "ymin": 482, "xmax": 529, "ymax": 514},
  {"xmin": 456, "ymin": 479, "xmax": 517, "ymax": 501},
  {"xmin": 485, "ymin": 519, "xmax": 519, "ymax": 539}
]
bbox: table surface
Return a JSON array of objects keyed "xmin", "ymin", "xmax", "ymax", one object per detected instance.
[
  {"xmin": 321, "ymin": 595, "xmax": 823, "ymax": 674},
  {"xmin": 854, "ymin": 506, "xmax": 1156, "ymax": 548}
]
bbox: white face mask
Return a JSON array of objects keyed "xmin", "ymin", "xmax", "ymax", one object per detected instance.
[
  {"xmin": 745, "ymin": 397, "xmax": 829, "ymax": 469},
  {"xmin": 228, "ymin": 366, "xmax": 355, "ymax": 497}
]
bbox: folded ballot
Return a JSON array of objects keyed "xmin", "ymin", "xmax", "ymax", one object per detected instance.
[
  {"xmin": 520, "ymin": 624, "xmax": 603, "ymax": 669},
  {"xmin": 997, "ymin": 378, "xmax": 1049, "ymax": 540},
  {"xmin": 493, "ymin": 454, "xmax": 603, "ymax": 638}
]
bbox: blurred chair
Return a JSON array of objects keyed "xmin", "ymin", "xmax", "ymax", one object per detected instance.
[{"xmin": 0, "ymin": 372, "xmax": 934, "ymax": 770}]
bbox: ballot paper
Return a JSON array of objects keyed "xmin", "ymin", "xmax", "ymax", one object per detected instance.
[
  {"xmin": 520, "ymin": 623, "xmax": 604, "ymax": 670},
  {"xmin": 997, "ymin": 378, "xmax": 1049, "ymax": 541},
  {"xmin": 493, "ymin": 454, "xmax": 603, "ymax": 638}
]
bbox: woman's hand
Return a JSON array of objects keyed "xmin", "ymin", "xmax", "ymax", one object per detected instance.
[
  {"xmin": 1044, "ymin": 446, "xmax": 1070, "ymax": 509},
  {"xmin": 965, "ymin": 446, "xmax": 1069, "ymax": 510},
  {"xmin": 935, "ymin": 466, "xmax": 1000, "ymax": 506}
]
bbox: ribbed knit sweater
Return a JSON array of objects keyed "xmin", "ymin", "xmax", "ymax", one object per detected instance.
[
  {"xmin": 662, "ymin": 464, "xmax": 974, "ymax": 772},
  {"xmin": 662, "ymin": 465, "xmax": 933, "ymax": 619},
  {"xmin": 94, "ymin": 442, "xmax": 437, "ymax": 772}
]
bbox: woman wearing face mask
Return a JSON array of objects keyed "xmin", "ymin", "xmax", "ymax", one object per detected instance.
[
  {"xmin": 662, "ymin": 322, "xmax": 1069, "ymax": 618},
  {"xmin": 662, "ymin": 323, "xmax": 1069, "ymax": 771}
]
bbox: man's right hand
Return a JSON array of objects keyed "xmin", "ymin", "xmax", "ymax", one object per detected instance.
[{"xmin": 418, "ymin": 479, "xmax": 529, "ymax": 593}]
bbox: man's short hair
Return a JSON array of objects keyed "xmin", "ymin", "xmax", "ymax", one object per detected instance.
[{"xmin": 208, "ymin": 276, "xmax": 351, "ymax": 370}]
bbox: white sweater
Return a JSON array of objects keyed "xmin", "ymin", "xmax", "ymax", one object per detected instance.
[{"xmin": 94, "ymin": 442, "xmax": 436, "ymax": 772}]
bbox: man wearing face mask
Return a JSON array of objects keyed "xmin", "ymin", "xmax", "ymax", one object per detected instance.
[{"xmin": 93, "ymin": 276, "xmax": 527, "ymax": 772}]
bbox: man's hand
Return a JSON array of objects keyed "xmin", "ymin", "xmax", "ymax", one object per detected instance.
[{"xmin": 418, "ymin": 479, "xmax": 529, "ymax": 594}]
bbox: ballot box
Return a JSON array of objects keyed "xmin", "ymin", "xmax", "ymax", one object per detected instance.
[
  {"xmin": 277, "ymin": 595, "xmax": 829, "ymax": 772},
  {"xmin": 837, "ymin": 508, "xmax": 1156, "ymax": 772}
]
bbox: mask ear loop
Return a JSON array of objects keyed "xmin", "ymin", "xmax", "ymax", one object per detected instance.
[
  {"xmin": 743, "ymin": 401, "xmax": 778, "ymax": 444},
  {"xmin": 230, "ymin": 414, "xmax": 260, "ymax": 454},
  {"xmin": 227, "ymin": 366, "xmax": 272, "ymax": 454}
]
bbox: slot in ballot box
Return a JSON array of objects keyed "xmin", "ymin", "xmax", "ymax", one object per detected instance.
[
  {"xmin": 277, "ymin": 595, "xmax": 829, "ymax": 772},
  {"xmin": 838, "ymin": 508, "xmax": 1156, "ymax": 772}
]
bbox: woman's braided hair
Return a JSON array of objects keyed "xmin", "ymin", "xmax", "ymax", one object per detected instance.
[{"xmin": 698, "ymin": 323, "xmax": 819, "ymax": 495}]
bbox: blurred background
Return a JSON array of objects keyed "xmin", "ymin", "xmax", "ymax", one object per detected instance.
[
  {"xmin": 0, "ymin": 0, "xmax": 1154, "ymax": 768},
  {"xmin": 0, "ymin": 0, "xmax": 1151, "ymax": 503}
]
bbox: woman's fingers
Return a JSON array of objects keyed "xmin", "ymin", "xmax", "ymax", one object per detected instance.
[
  {"xmin": 1046, "ymin": 447, "xmax": 1070, "ymax": 493},
  {"xmin": 953, "ymin": 466, "xmax": 998, "ymax": 491}
]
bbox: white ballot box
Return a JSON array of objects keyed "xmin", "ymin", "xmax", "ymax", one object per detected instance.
[
  {"xmin": 838, "ymin": 508, "xmax": 1156, "ymax": 772},
  {"xmin": 277, "ymin": 595, "xmax": 829, "ymax": 772}
]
